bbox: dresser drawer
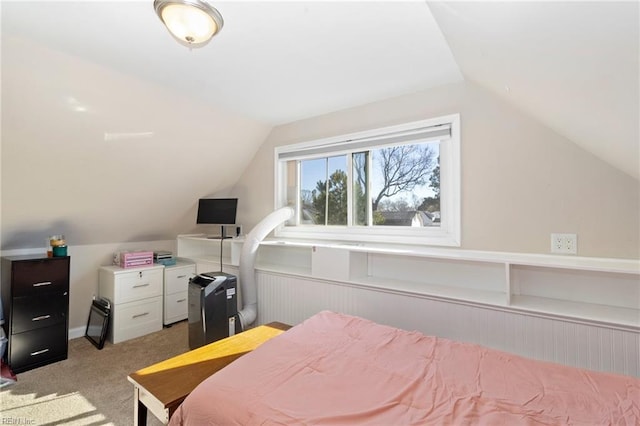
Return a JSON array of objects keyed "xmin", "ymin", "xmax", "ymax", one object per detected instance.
[
  {"xmin": 110, "ymin": 297, "xmax": 162, "ymax": 344},
  {"xmin": 164, "ymin": 290, "xmax": 188, "ymax": 325},
  {"xmin": 164, "ymin": 264, "xmax": 195, "ymax": 295},
  {"xmin": 11, "ymin": 294, "xmax": 67, "ymax": 334},
  {"xmin": 112, "ymin": 269, "xmax": 163, "ymax": 304},
  {"xmin": 11, "ymin": 257, "xmax": 69, "ymax": 297},
  {"xmin": 9, "ymin": 325, "xmax": 68, "ymax": 373}
]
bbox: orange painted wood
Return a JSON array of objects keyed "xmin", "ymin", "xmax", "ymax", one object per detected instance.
[{"xmin": 128, "ymin": 322, "xmax": 290, "ymax": 416}]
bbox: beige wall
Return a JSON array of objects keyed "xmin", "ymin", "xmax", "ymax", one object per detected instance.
[
  {"xmin": 0, "ymin": 37, "xmax": 274, "ymax": 332},
  {"xmin": 1, "ymin": 37, "xmax": 272, "ymax": 250},
  {"xmin": 233, "ymin": 81, "xmax": 639, "ymax": 259}
]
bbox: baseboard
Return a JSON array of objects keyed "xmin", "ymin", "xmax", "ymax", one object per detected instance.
[{"xmin": 69, "ymin": 326, "xmax": 85, "ymax": 340}]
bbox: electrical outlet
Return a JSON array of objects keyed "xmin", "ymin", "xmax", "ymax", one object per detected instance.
[{"xmin": 550, "ymin": 233, "xmax": 577, "ymax": 255}]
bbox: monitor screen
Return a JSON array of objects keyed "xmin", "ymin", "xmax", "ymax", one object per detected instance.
[{"xmin": 196, "ymin": 198, "xmax": 238, "ymax": 224}]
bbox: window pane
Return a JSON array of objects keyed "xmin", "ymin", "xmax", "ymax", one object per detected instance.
[
  {"xmin": 352, "ymin": 152, "xmax": 369, "ymax": 226},
  {"xmin": 284, "ymin": 160, "xmax": 298, "ymax": 226},
  {"xmin": 275, "ymin": 114, "xmax": 460, "ymax": 246},
  {"xmin": 300, "ymin": 158, "xmax": 325, "ymax": 224},
  {"xmin": 370, "ymin": 142, "xmax": 440, "ymax": 227},
  {"xmin": 326, "ymin": 156, "xmax": 347, "ymax": 225},
  {"xmin": 300, "ymin": 156, "xmax": 347, "ymax": 225}
]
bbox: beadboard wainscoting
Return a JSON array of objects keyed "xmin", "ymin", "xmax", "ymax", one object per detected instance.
[
  {"xmin": 254, "ymin": 271, "xmax": 640, "ymax": 378},
  {"xmin": 178, "ymin": 235, "xmax": 639, "ymax": 378}
]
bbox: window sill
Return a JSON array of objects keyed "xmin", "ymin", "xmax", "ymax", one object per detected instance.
[{"xmin": 274, "ymin": 226, "xmax": 460, "ymax": 247}]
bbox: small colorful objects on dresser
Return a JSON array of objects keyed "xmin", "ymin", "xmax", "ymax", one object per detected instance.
[
  {"xmin": 48, "ymin": 235, "xmax": 67, "ymax": 257},
  {"xmin": 113, "ymin": 250, "xmax": 154, "ymax": 268}
]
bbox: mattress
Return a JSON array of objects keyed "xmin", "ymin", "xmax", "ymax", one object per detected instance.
[{"xmin": 170, "ymin": 311, "xmax": 640, "ymax": 425}]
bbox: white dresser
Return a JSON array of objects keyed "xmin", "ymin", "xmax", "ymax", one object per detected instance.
[
  {"xmin": 163, "ymin": 261, "xmax": 196, "ymax": 325},
  {"xmin": 98, "ymin": 264, "xmax": 164, "ymax": 344}
]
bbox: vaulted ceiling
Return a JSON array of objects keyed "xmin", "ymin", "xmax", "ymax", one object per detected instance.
[
  {"xmin": 2, "ymin": 0, "xmax": 640, "ymax": 179},
  {"xmin": 2, "ymin": 1, "xmax": 638, "ymax": 181},
  {"xmin": 3, "ymin": 1, "xmax": 636, "ymax": 181}
]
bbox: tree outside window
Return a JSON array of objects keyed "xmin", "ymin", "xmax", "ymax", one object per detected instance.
[
  {"xmin": 276, "ymin": 114, "xmax": 460, "ymax": 247},
  {"xmin": 302, "ymin": 141, "xmax": 439, "ymax": 227}
]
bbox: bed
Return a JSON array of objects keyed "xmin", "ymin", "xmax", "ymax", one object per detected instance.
[{"xmin": 169, "ymin": 310, "xmax": 640, "ymax": 425}]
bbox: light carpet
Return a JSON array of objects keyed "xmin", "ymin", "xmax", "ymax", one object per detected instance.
[{"xmin": 0, "ymin": 321, "xmax": 189, "ymax": 426}]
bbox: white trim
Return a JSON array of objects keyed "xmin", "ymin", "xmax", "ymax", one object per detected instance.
[
  {"xmin": 277, "ymin": 124, "xmax": 451, "ymax": 160},
  {"xmin": 276, "ymin": 115, "xmax": 456, "ymax": 159},
  {"xmin": 346, "ymin": 154, "xmax": 354, "ymax": 226},
  {"xmin": 69, "ymin": 326, "xmax": 86, "ymax": 340},
  {"xmin": 0, "ymin": 248, "xmax": 46, "ymax": 257},
  {"xmin": 259, "ymin": 238, "xmax": 640, "ymax": 274},
  {"xmin": 274, "ymin": 114, "xmax": 461, "ymax": 247}
]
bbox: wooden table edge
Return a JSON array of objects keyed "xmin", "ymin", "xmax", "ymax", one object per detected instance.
[{"xmin": 128, "ymin": 321, "xmax": 292, "ymax": 425}]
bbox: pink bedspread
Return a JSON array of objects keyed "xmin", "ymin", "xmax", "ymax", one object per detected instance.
[{"xmin": 170, "ymin": 311, "xmax": 640, "ymax": 425}]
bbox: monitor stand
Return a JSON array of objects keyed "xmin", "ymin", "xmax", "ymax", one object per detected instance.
[
  {"xmin": 220, "ymin": 225, "xmax": 232, "ymax": 239},
  {"xmin": 204, "ymin": 224, "xmax": 240, "ymax": 239},
  {"xmin": 206, "ymin": 225, "xmax": 233, "ymax": 239}
]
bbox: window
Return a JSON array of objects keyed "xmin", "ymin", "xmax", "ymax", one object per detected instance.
[{"xmin": 275, "ymin": 114, "xmax": 460, "ymax": 246}]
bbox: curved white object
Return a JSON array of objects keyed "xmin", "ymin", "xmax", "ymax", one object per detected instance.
[{"xmin": 238, "ymin": 206, "xmax": 294, "ymax": 330}]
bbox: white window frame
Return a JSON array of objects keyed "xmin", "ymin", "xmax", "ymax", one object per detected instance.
[{"xmin": 274, "ymin": 114, "xmax": 460, "ymax": 247}]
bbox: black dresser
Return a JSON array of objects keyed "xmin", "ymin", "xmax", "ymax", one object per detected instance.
[{"xmin": 1, "ymin": 254, "xmax": 70, "ymax": 373}]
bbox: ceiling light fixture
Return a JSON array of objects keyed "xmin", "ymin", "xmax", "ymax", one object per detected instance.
[{"xmin": 154, "ymin": 0, "xmax": 224, "ymax": 48}]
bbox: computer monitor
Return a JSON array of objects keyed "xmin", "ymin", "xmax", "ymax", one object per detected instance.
[{"xmin": 196, "ymin": 198, "xmax": 238, "ymax": 238}]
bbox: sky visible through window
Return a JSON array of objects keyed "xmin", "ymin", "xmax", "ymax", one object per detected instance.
[
  {"xmin": 300, "ymin": 144, "xmax": 439, "ymax": 206},
  {"xmin": 277, "ymin": 116, "xmax": 459, "ymax": 243},
  {"xmin": 301, "ymin": 156, "xmax": 346, "ymax": 196}
]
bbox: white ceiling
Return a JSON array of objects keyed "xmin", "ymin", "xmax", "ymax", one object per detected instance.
[
  {"xmin": 1, "ymin": 1, "xmax": 463, "ymax": 125},
  {"xmin": 2, "ymin": 1, "xmax": 638, "ymax": 179}
]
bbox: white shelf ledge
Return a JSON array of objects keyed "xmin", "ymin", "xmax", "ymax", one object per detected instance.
[
  {"xmin": 177, "ymin": 235, "xmax": 640, "ymax": 332},
  {"xmin": 259, "ymin": 238, "xmax": 640, "ymax": 274},
  {"xmin": 255, "ymin": 263, "xmax": 312, "ymax": 277},
  {"xmin": 510, "ymin": 295, "xmax": 639, "ymax": 331},
  {"xmin": 351, "ymin": 276, "xmax": 508, "ymax": 307}
]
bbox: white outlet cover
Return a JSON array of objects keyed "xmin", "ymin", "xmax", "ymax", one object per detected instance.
[{"xmin": 551, "ymin": 233, "xmax": 577, "ymax": 254}]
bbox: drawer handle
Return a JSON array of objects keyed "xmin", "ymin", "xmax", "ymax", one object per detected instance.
[
  {"xmin": 132, "ymin": 312, "xmax": 149, "ymax": 319},
  {"xmin": 32, "ymin": 315, "xmax": 51, "ymax": 321},
  {"xmin": 31, "ymin": 348, "xmax": 50, "ymax": 356},
  {"xmin": 33, "ymin": 281, "xmax": 52, "ymax": 287},
  {"xmin": 133, "ymin": 283, "xmax": 150, "ymax": 288},
  {"xmin": 176, "ymin": 298, "xmax": 186, "ymax": 303},
  {"xmin": 176, "ymin": 275, "xmax": 186, "ymax": 279}
]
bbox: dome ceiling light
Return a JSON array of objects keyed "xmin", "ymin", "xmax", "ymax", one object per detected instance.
[{"xmin": 154, "ymin": 0, "xmax": 224, "ymax": 48}]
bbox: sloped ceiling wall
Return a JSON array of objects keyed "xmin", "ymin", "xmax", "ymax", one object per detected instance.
[
  {"xmin": 428, "ymin": 1, "xmax": 639, "ymax": 180},
  {"xmin": 0, "ymin": 1, "xmax": 464, "ymax": 126},
  {"xmin": 232, "ymin": 81, "xmax": 639, "ymax": 259},
  {"xmin": 1, "ymin": 1, "xmax": 638, "ymax": 252},
  {"xmin": 1, "ymin": 37, "xmax": 271, "ymax": 250}
]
